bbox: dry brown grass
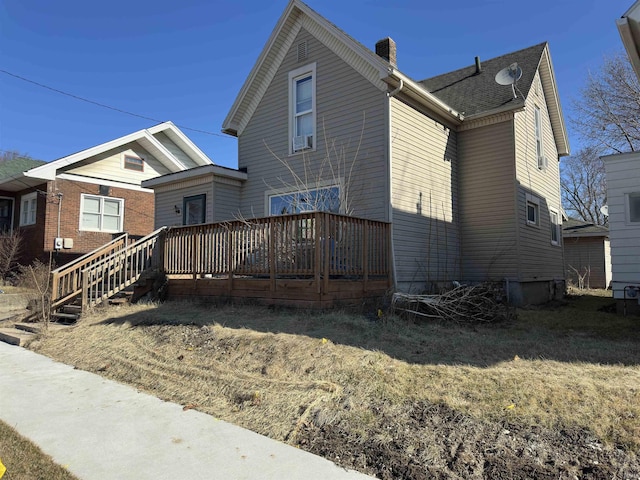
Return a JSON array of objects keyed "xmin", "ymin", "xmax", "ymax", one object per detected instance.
[
  {"xmin": 0, "ymin": 420, "xmax": 78, "ymax": 480},
  {"xmin": 26, "ymin": 294, "xmax": 640, "ymax": 477}
]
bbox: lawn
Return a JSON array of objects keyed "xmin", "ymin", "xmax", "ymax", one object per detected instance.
[
  {"xmin": 0, "ymin": 420, "xmax": 78, "ymax": 480},
  {"xmin": 25, "ymin": 290, "xmax": 640, "ymax": 479}
]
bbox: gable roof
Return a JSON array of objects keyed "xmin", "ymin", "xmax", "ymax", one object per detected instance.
[
  {"xmin": 222, "ymin": 0, "xmax": 463, "ymax": 136},
  {"xmin": 420, "ymin": 43, "xmax": 546, "ymax": 117},
  {"xmin": 563, "ymin": 218, "xmax": 609, "ymax": 238},
  {"xmin": 25, "ymin": 122, "xmax": 212, "ymax": 182},
  {"xmin": 421, "ymin": 42, "xmax": 569, "ymax": 156},
  {"xmin": 222, "ymin": 0, "xmax": 568, "ymax": 155}
]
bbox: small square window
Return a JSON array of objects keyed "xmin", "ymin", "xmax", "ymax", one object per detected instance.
[
  {"xmin": 526, "ymin": 194, "xmax": 540, "ymax": 227},
  {"xmin": 628, "ymin": 192, "xmax": 640, "ymax": 223},
  {"xmin": 124, "ymin": 155, "xmax": 144, "ymax": 172}
]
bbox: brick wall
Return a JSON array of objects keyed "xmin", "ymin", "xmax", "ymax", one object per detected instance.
[
  {"xmin": 12, "ymin": 185, "xmax": 48, "ymax": 266},
  {"xmin": 44, "ymin": 179, "xmax": 155, "ymax": 264}
]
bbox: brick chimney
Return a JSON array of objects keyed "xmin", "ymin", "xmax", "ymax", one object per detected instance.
[{"xmin": 375, "ymin": 37, "xmax": 397, "ymax": 67}]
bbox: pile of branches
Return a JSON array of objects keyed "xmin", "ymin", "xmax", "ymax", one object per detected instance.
[{"xmin": 392, "ymin": 283, "xmax": 515, "ymax": 324}]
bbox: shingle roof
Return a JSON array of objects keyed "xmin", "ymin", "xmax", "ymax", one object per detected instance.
[
  {"xmin": 0, "ymin": 158, "xmax": 46, "ymax": 180},
  {"xmin": 563, "ymin": 218, "xmax": 609, "ymax": 237},
  {"xmin": 419, "ymin": 42, "xmax": 547, "ymax": 117}
]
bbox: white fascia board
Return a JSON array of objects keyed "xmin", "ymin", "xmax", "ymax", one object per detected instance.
[
  {"xmin": 222, "ymin": 0, "xmax": 391, "ymax": 135},
  {"xmin": 383, "ymin": 69, "xmax": 463, "ymax": 125},
  {"xmin": 147, "ymin": 122, "xmax": 215, "ymax": 167},
  {"xmin": 24, "ymin": 129, "xmax": 149, "ymax": 181},
  {"xmin": 601, "ymin": 151, "xmax": 640, "ymax": 162},
  {"xmin": 23, "ymin": 125, "xmax": 187, "ymax": 181},
  {"xmin": 539, "ymin": 46, "xmax": 570, "ymax": 157},
  {"xmin": 142, "ymin": 165, "xmax": 247, "ymax": 189},
  {"xmin": 618, "ymin": 16, "xmax": 640, "ymax": 80},
  {"xmin": 56, "ymin": 173, "xmax": 154, "ymax": 192}
]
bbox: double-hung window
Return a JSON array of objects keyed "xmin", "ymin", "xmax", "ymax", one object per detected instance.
[
  {"xmin": 80, "ymin": 194, "xmax": 123, "ymax": 232},
  {"xmin": 289, "ymin": 63, "xmax": 316, "ymax": 153},
  {"xmin": 19, "ymin": 192, "xmax": 37, "ymax": 226},
  {"xmin": 534, "ymin": 106, "xmax": 547, "ymax": 169},
  {"xmin": 123, "ymin": 154, "xmax": 144, "ymax": 172}
]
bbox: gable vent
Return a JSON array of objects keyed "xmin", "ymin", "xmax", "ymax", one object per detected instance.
[{"xmin": 297, "ymin": 41, "xmax": 307, "ymax": 62}]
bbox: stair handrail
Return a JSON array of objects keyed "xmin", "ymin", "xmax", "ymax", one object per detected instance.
[
  {"xmin": 50, "ymin": 233, "xmax": 129, "ymax": 309},
  {"xmin": 51, "ymin": 233, "xmax": 128, "ymax": 275},
  {"xmin": 80, "ymin": 226, "xmax": 167, "ymax": 310}
]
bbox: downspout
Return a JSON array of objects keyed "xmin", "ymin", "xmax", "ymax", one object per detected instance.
[{"xmin": 387, "ymin": 79, "xmax": 404, "ymax": 290}]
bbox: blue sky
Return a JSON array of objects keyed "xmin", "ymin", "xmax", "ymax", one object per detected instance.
[{"xmin": 0, "ymin": 0, "xmax": 633, "ymax": 169}]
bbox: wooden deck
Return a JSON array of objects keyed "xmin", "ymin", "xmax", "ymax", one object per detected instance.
[{"xmin": 163, "ymin": 212, "xmax": 392, "ymax": 308}]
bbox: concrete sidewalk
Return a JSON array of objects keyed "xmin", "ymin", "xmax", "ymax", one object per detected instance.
[{"xmin": 0, "ymin": 343, "xmax": 375, "ymax": 480}]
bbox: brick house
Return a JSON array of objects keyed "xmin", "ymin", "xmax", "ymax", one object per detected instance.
[{"xmin": 0, "ymin": 122, "xmax": 213, "ymax": 267}]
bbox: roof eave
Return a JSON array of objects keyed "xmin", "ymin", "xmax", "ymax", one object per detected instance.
[
  {"xmin": 383, "ymin": 69, "xmax": 464, "ymax": 125},
  {"xmin": 142, "ymin": 164, "xmax": 247, "ymax": 189},
  {"xmin": 539, "ymin": 45, "xmax": 570, "ymax": 157}
]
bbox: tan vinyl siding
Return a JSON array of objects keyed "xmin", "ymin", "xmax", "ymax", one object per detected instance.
[
  {"xmin": 237, "ymin": 28, "xmax": 387, "ymax": 221},
  {"xmin": 563, "ymin": 236, "xmax": 610, "ymax": 288},
  {"xmin": 153, "ymin": 132, "xmax": 200, "ymax": 169},
  {"xmin": 604, "ymin": 153, "xmax": 640, "ymax": 295},
  {"xmin": 213, "ymin": 181, "xmax": 241, "ymax": 222},
  {"xmin": 154, "ymin": 181, "xmax": 214, "ymax": 228},
  {"xmin": 458, "ymin": 119, "xmax": 518, "ymax": 281},
  {"xmin": 64, "ymin": 142, "xmax": 170, "ymax": 185},
  {"xmin": 514, "ymin": 70, "xmax": 564, "ymax": 280},
  {"xmin": 390, "ymin": 97, "xmax": 460, "ymax": 291}
]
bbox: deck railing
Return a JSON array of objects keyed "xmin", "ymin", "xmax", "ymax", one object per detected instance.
[
  {"xmin": 50, "ymin": 233, "xmax": 129, "ymax": 309},
  {"xmin": 81, "ymin": 227, "xmax": 166, "ymax": 309},
  {"xmin": 163, "ymin": 212, "xmax": 391, "ymax": 282}
]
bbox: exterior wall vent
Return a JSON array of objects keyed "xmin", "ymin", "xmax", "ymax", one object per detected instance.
[{"xmin": 297, "ymin": 41, "xmax": 307, "ymax": 62}]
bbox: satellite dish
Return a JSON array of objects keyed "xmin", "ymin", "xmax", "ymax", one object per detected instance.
[
  {"xmin": 600, "ymin": 205, "xmax": 609, "ymax": 217},
  {"xmin": 495, "ymin": 62, "xmax": 523, "ymax": 99}
]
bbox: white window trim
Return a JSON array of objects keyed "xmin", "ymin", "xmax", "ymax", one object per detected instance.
[
  {"xmin": 625, "ymin": 191, "xmax": 640, "ymax": 225},
  {"xmin": 526, "ymin": 193, "xmax": 540, "ymax": 227},
  {"xmin": 19, "ymin": 192, "xmax": 37, "ymax": 226},
  {"xmin": 549, "ymin": 207, "xmax": 561, "ymax": 246},
  {"xmin": 288, "ymin": 62, "xmax": 316, "ymax": 155},
  {"xmin": 265, "ymin": 180, "xmax": 341, "ymax": 217},
  {"xmin": 121, "ymin": 152, "xmax": 144, "ymax": 172},
  {"xmin": 79, "ymin": 194, "xmax": 124, "ymax": 233}
]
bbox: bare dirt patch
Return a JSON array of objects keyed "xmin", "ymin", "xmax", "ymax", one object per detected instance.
[{"xmin": 27, "ymin": 295, "xmax": 640, "ymax": 479}]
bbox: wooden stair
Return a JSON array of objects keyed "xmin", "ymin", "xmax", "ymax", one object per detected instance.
[{"xmin": 0, "ymin": 322, "xmax": 72, "ymax": 346}]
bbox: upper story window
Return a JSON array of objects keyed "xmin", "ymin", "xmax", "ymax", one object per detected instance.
[
  {"xmin": 627, "ymin": 192, "xmax": 640, "ymax": 223},
  {"xmin": 289, "ymin": 63, "xmax": 316, "ymax": 154},
  {"xmin": 269, "ymin": 186, "xmax": 340, "ymax": 216},
  {"xmin": 80, "ymin": 194, "xmax": 123, "ymax": 232},
  {"xmin": 183, "ymin": 194, "xmax": 206, "ymax": 225},
  {"xmin": 124, "ymin": 154, "xmax": 144, "ymax": 172},
  {"xmin": 534, "ymin": 106, "xmax": 544, "ymax": 163},
  {"xmin": 19, "ymin": 192, "xmax": 37, "ymax": 226}
]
